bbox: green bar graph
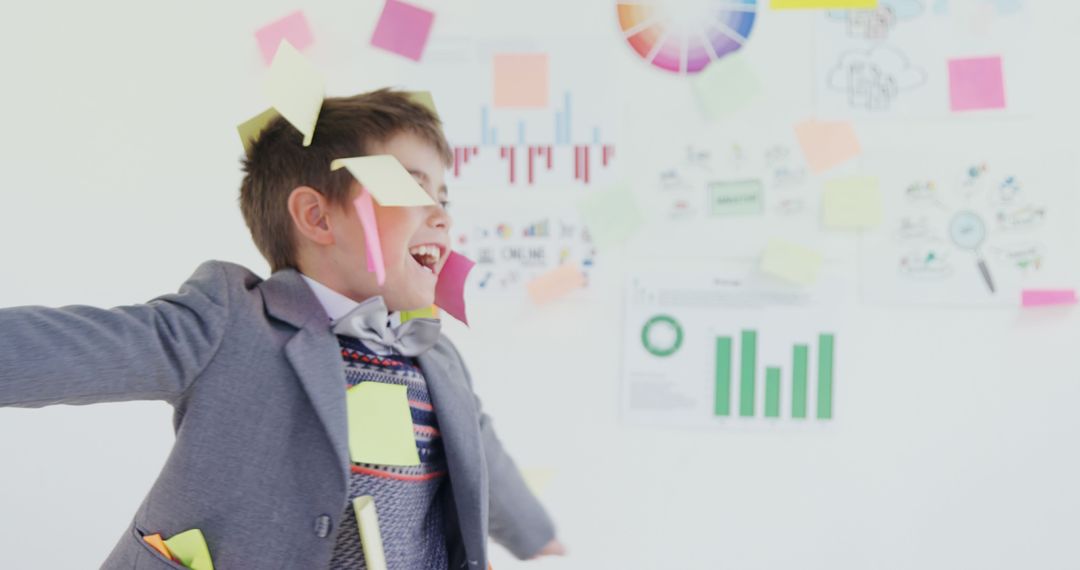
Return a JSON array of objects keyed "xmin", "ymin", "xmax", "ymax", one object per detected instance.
[
  {"xmin": 739, "ymin": 330, "xmax": 756, "ymax": 416},
  {"xmin": 765, "ymin": 367, "xmax": 780, "ymax": 418},
  {"xmin": 817, "ymin": 334, "xmax": 835, "ymax": 419},
  {"xmin": 714, "ymin": 337, "xmax": 732, "ymax": 416},
  {"xmin": 792, "ymin": 345, "xmax": 808, "ymax": 419}
]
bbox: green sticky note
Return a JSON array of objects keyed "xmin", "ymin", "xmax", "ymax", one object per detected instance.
[
  {"xmin": 347, "ymin": 382, "xmax": 421, "ymax": 466},
  {"xmin": 760, "ymin": 239, "xmax": 823, "ymax": 285},
  {"xmin": 237, "ymin": 107, "xmax": 280, "ymax": 157},
  {"xmin": 405, "ymin": 91, "xmax": 439, "ymax": 118},
  {"xmin": 708, "ymin": 179, "xmax": 765, "ymax": 217},
  {"xmin": 353, "ymin": 496, "xmax": 388, "ymax": 570},
  {"xmin": 577, "ymin": 184, "xmax": 644, "ymax": 249},
  {"xmin": 822, "ymin": 176, "xmax": 882, "ymax": 229},
  {"xmin": 400, "ymin": 305, "xmax": 438, "ymax": 322},
  {"xmin": 692, "ymin": 55, "xmax": 763, "ymax": 120},
  {"xmin": 264, "ymin": 39, "xmax": 324, "ymax": 146},
  {"xmin": 771, "ymin": 0, "xmax": 877, "ymax": 9},
  {"xmin": 163, "ymin": 529, "xmax": 214, "ymax": 570},
  {"xmin": 331, "ymin": 155, "xmax": 437, "ymax": 207}
]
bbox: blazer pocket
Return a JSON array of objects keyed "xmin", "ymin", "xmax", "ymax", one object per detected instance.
[{"xmin": 130, "ymin": 524, "xmax": 188, "ymax": 569}]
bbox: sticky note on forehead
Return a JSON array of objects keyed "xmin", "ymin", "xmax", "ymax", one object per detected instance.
[
  {"xmin": 331, "ymin": 155, "xmax": 436, "ymax": 207},
  {"xmin": 264, "ymin": 39, "xmax": 323, "ymax": 146}
]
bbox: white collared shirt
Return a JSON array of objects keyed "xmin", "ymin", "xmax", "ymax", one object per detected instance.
[{"xmin": 300, "ymin": 274, "xmax": 400, "ymax": 326}]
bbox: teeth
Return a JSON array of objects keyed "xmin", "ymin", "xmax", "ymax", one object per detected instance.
[{"xmin": 409, "ymin": 245, "xmax": 441, "ymax": 258}]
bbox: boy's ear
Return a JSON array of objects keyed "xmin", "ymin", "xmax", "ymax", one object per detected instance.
[{"xmin": 287, "ymin": 186, "xmax": 335, "ymax": 246}]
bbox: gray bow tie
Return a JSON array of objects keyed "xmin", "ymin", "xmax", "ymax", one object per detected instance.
[{"xmin": 331, "ymin": 296, "xmax": 441, "ymax": 357}]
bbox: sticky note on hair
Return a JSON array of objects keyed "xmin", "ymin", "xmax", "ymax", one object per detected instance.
[
  {"xmin": 771, "ymin": 0, "xmax": 877, "ymax": 8},
  {"xmin": 527, "ymin": 265, "xmax": 587, "ymax": 305},
  {"xmin": 948, "ymin": 56, "xmax": 1006, "ymax": 112},
  {"xmin": 435, "ymin": 251, "xmax": 475, "ymax": 325},
  {"xmin": 493, "ymin": 53, "xmax": 549, "ymax": 108},
  {"xmin": 163, "ymin": 529, "xmax": 214, "ymax": 570},
  {"xmin": 794, "ymin": 120, "xmax": 860, "ymax": 174},
  {"xmin": 370, "ymin": 0, "xmax": 435, "ymax": 62},
  {"xmin": 405, "ymin": 91, "xmax": 439, "ymax": 117},
  {"xmin": 1022, "ymin": 289, "xmax": 1077, "ymax": 308},
  {"xmin": 354, "ymin": 192, "xmax": 386, "ymax": 286},
  {"xmin": 331, "ymin": 155, "xmax": 435, "ymax": 207},
  {"xmin": 264, "ymin": 39, "xmax": 323, "ymax": 146},
  {"xmin": 346, "ymin": 382, "xmax": 420, "ymax": 466},
  {"xmin": 236, "ymin": 107, "xmax": 280, "ymax": 157},
  {"xmin": 822, "ymin": 176, "xmax": 882, "ymax": 229},
  {"xmin": 760, "ymin": 239, "xmax": 823, "ymax": 285},
  {"xmin": 353, "ymin": 497, "xmax": 388, "ymax": 570},
  {"xmin": 255, "ymin": 10, "xmax": 313, "ymax": 65}
]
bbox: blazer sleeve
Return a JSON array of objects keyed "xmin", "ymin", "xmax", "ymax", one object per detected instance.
[
  {"xmin": 0, "ymin": 261, "xmax": 233, "ymax": 408},
  {"xmin": 443, "ymin": 339, "xmax": 558, "ymax": 559}
]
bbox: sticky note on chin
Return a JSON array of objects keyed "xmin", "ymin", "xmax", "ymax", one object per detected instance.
[
  {"xmin": 435, "ymin": 251, "xmax": 475, "ymax": 325},
  {"xmin": 331, "ymin": 156, "xmax": 436, "ymax": 207},
  {"xmin": 264, "ymin": 40, "xmax": 323, "ymax": 146},
  {"xmin": 346, "ymin": 382, "xmax": 420, "ymax": 466},
  {"xmin": 354, "ymin": 192, "xmax": 386, "ymax": 286},
  {"xmin": 353, "ymin": 496, "xmax": 388, "ymax": 570},
  {"xmin": 760, "ymin": 239, "xmax": 823, "ymax": 285}
]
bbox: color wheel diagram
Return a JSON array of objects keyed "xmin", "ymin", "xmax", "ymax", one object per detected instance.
[{"xmin": 617, "ymin": 0, "xmax": 758, "ymax": 74}]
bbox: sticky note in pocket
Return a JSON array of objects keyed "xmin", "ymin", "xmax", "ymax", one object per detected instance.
[
  {"xmin": 163, "ymin": 529, "xmax": 214, "ymax": 570},
  {"xmin": 353, "ymin": 496, "xmax": 388, "ymax": 570}
]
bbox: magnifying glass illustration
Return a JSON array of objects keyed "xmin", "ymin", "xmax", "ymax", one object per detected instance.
[{"xmin": 948, "ymin": 210, "xmax": 995, "ymax": 293}]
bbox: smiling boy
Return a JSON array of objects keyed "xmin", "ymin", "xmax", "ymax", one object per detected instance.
[{"xmin": 0, "ymin": 89, "xmax": 562, "ymax": 568}]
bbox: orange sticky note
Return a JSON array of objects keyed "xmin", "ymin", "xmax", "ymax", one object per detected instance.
[
  {"xmin": 493, "ymin": 53, "xmax": 549, "ymax": 108},
  {"xmin": 794, "ymin": 120, "xmax": 861, "ymax": 174},
  {"xmin": 143, "ymin": 534, "xmax": 175, "ymax": 561},
  {"xmin": 527, "ymin": 265, "xmax": 586, "ymax": 304}
]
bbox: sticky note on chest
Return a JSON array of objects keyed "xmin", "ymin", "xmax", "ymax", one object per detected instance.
[{"xmin": 346, "ymin": 382, "xmax": 420, "ymax": 466}]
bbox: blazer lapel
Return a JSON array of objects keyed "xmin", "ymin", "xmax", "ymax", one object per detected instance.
[
  {"xmin": 418, "ymin": 348, "xmax": 489, "ymax": 566},
  {"xmin": 261, "ymin": 269, "xmax": 351, "ymax": 482}
]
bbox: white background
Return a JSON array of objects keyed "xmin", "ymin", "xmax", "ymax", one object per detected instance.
[{"xmin": 2, "ymin": 0, "xmax": 1080, "ymax": 569}]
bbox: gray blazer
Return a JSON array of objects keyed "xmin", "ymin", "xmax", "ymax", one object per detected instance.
[{"xmin": 0, "ymin": 261, "xmax": 555, "ymax": 568}]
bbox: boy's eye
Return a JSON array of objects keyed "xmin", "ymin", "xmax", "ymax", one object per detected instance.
[{"xmin": 440, "ymin": 199, "xmax": 451, "ymax": 209}]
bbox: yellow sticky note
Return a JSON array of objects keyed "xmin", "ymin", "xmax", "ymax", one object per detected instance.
[
  {"xmin": 347, "ymin": 382, "xmax": 421, "ymax": 466},
  {"xmin": 521, "ymin": 468, "xmax": 557, "ymax": 495},
  {"xmin": 760, "ymin": 239, "xmax": 823, "ymax": 285},
  {"xmin": 527, "ymin": 265, "xmax": 587, "ymax": 305},
  {"xmin": 823, "ymin": 176, "xmax": 882, "ymax": 229},
  {"xmin": 353, "ymin": 496, "xmax": 388, "ymax": 570},
  {"xmin": 400, "ymin": 305, "xmax": 439, "ymax": 322},
  {"xmin": 771, "ymin": 0, "xmax": 877, "ymax": 9},
  {"xmin": 493, "ymin": 53, "xmax": 549, "ymax": 108},
  {"xmin": 405, "ymin": 91, "xmax": 439, "ymax": 118},
  {"xmin": 577, "ymin": 184, "xmax": 644, "ymax": 249},
  {"xmin": 692, "ymin": 55, "xmax": 763, "ymax": 120},
  {"xmin": 331, "ymin": 155, "xmax": 436, "ymax": 207},
  {"xmin": 237, "ymin": 107, "xmax": 280, "ymax": 157},
  {"xmin": 163, "ymin": 529, "xmax": 214, "ymax": 570},
  {"xmin": 794, "ymin": 120, "xmax": 861, "ymax": 174},
  {"xmin": 264, "ymin": 39, "xmax": 323, "ymax": 146}
]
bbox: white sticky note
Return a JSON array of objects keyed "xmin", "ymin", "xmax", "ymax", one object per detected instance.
[
  {"xmin": 760, "ymin": 239, "xmax": 824, "ymax": 285},
  {"xmin": 352, "ymin": 496, "xmax": 388, "ymax": 570},
  {"xmin": 264, "ymin": 40, "xmax": 324, "ymax": 146},
  {"xmin": 331, "ymin": 155, "xmax": 436, "ymax": 207}
]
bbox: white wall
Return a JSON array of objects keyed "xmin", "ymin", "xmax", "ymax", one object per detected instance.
[{"xmin": 2, "ymin": 1, "xmax": 1079, "ymax": 568}]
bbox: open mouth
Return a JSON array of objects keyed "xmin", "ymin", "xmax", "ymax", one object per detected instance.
[{"xmin": 408, "ymin": 244, "xmax": 444, "ymax": 275}]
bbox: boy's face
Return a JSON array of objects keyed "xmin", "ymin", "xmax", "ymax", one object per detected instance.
[{"xmin": 326, "ymin": 131, "xmax": 452, "ymax": 311}]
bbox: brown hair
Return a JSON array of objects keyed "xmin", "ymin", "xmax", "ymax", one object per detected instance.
[{"xmin": 239, "ymin": 88, "xmax": 453, "ymax": 272}]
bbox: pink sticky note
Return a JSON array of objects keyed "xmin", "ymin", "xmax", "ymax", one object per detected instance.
[
  {"xmin": 255, "ymin": 11, "xmax": 314, "ymax": 65},
  {"xmin": 370, "ymin": 0, "xmax": 435, "ymax": 62},
  {"xmin": 526, "ymin": 265, "xmax": 587, "ymax": 305},
  {"xmin": 435, "ymin": 251, "xmax": 475, "ymax": 325},
  {"xmin": 493, "ymin": 54, "xmax": 549, "ymax": 108},
  {"xmin": 949, "ymin": 56, "xmax": 1006, "ymax": 112},
  {"xmin": 794, "ymin": 120, "xmax": 861, "ymax": 174},
  {"xmin": 353, "ymin": 192, "xmax": 386, "ymax": 286},
  {"xmin": 1022, "ymin": 289, "xmax": 1077, "ymax": 307}
]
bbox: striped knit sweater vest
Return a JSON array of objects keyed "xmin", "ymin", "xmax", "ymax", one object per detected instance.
[{"xmin": 327, "ymin": 334, "xmax": 448, "ymax": 569}]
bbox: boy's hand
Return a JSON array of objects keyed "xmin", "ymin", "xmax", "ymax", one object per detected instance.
[{"xmin": 531, "ymin": 539, "xmax": 567, "ymax": 559}]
